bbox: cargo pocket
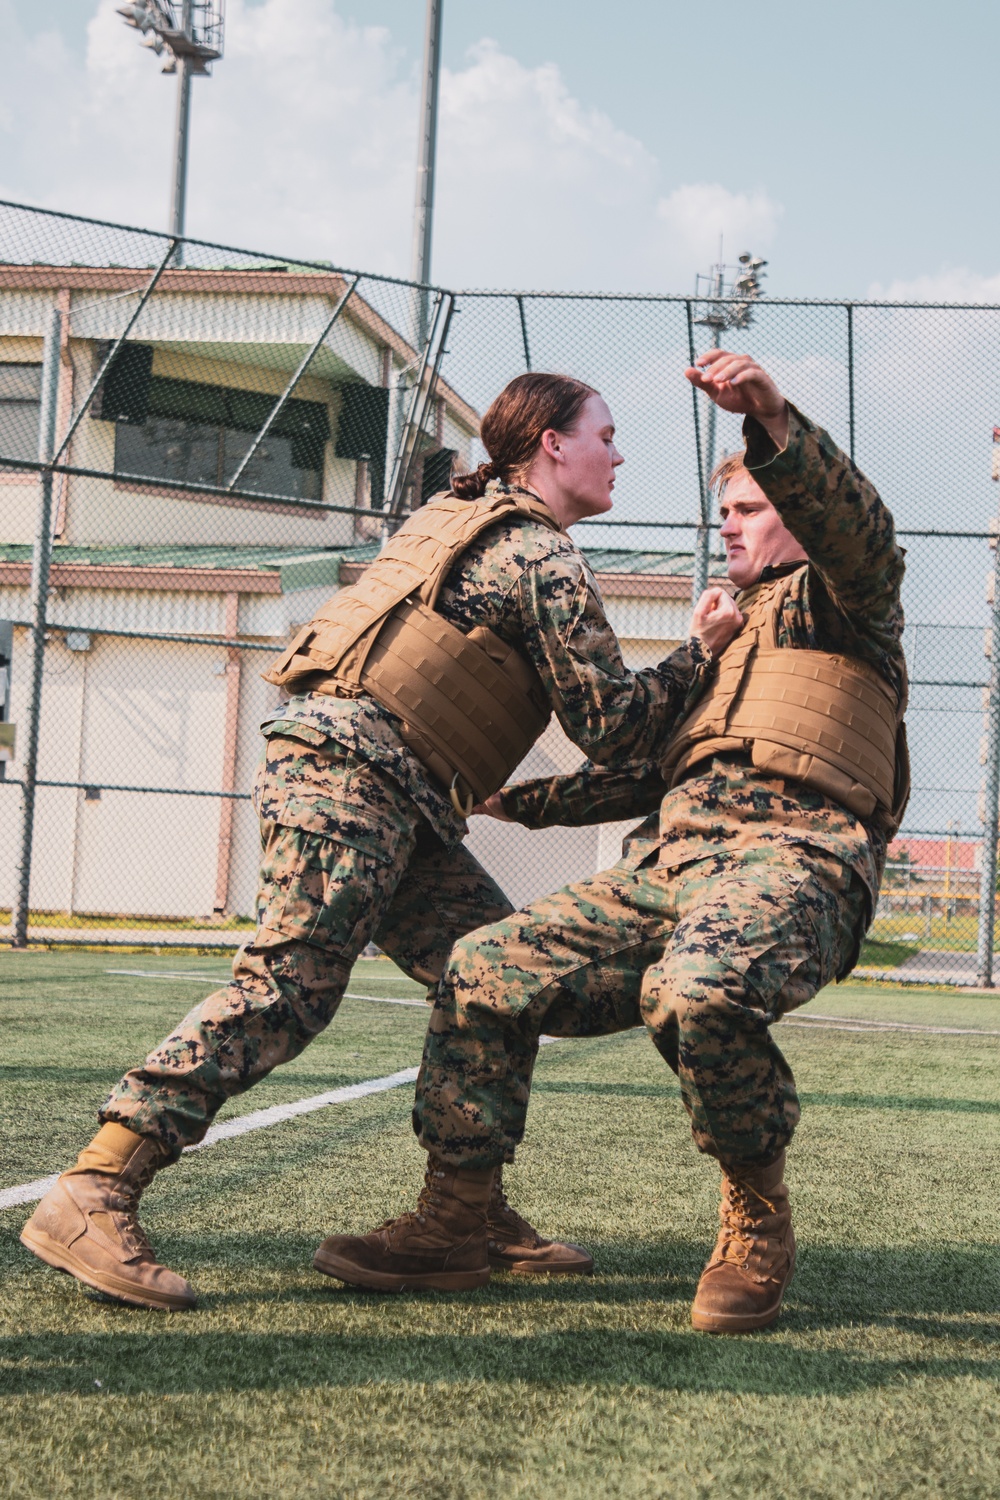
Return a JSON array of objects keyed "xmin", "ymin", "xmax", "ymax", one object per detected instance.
[
  {"xmin": 254, "ymin": 736, "xmax": 416, "ymax": 952},
  {"xmin": 257, "ymin": 825, "xmax": 382, "ymax": 951}
]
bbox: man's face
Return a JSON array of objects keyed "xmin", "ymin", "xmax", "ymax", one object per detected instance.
[{"xmin": 719, "ymin": 471, "xmax": 807, "ymax": 589}]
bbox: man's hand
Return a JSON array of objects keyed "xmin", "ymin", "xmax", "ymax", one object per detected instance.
[
  {"xmin": 690, "ymin": 586, "xmax": 744, "ymax": 656},
  {"xmin": 471, "ymin": 792, "xmax": 514, "ymax": 822},
  {"xmin": 685, "ymin": 349, "xmax": 789, "ymax": 450}
]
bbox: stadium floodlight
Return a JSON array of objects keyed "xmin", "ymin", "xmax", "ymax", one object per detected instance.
[
  {"xmin": 117, "ymin": 1, "xmax": 225, "ymax": 264},
  {"xmin": 117, "ymin": 2, "xmax": 155, "ymax": 28}
]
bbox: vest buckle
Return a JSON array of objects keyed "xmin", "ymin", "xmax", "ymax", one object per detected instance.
[{"xmin": 449, "ymin": 772, "xmax": 475, "ymax": 819}]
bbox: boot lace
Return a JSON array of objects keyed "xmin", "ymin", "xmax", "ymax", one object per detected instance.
[
  {"xmin": 375, "ymin": 1162, "xmax": 447, "ymax": 1233},
  {"xmin": 715, "ymin": 1179, "xmax": 776, "ymax": 1268},
  {"xmin": 107, "ymin": 1150, "xmax": 162, "ymax": 1258},
  {"xmin": 487, "ymin": 1171, "xmax": 537, "ymax": 1242}
]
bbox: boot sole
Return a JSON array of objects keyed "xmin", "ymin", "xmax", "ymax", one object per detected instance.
[
  {"xmin": 20, "ymin": 1224, "xmax": 196, "ymax": 1312},
  {"xmin": 691, "ymin": 1262, "xmax": 794, "ymax": 1334},
  {"xmin": 488, "ymin": 1254, "xmax": 595, "ymax": 1276},
  {"xmin": 313, "ymin": 1246, "xmax": 490, "ymax": 1293},
  {"xmin": 690, "ymin": 1297, "xmax": 785, "ymax": 1333}
]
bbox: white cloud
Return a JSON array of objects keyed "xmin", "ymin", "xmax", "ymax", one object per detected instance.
[
  {"xmin": 869, "ymin": 268, "xmax": 1000, "ymax": 303},
  {"xmin": 0, "ymin": 0, "xmax": 783, "ymax": 293},
  {"xmin": 655, "ymin": 184, "xmax": 782, "ymax": 278}
]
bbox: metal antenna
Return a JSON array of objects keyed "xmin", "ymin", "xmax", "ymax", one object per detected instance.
[
  {"xmin": 690, "ymin": 248, "xmax": 769, "ymax": 597},
  {"xmin": 117, "ymin": 2, "xmax": 225, "ymax": 267}
]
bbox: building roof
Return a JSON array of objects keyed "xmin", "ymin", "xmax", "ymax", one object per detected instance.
[
  {"xmin": 0, "ymin": 540, "xmax": 728, "ymax": 600},
  {"xmin": 576, "ymin": 548, "xmax": 725, "ymax": 578},
  {"xmin": 0, "ymin": 262, "xmax": 479, "ymax": 432},
  {"xmin": 889, "ymin": 836, "xmax": 980, "ymax": 871}
]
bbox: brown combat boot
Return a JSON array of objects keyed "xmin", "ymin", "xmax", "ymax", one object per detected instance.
[
  {"xmin": 313, "ymin": 1156, "xmax": 494, "ymax": 1292},
  {"xmin": 20, "ymin": 1122, "xmax": 195, "ymax": 1311},
  {"xmin": 690, "ymin": 1151, "xmax": 795, "ymax": 1334},
  {"xmin": 486, "ymin": 1167, "xmax": 594, "ymax": 1275}
]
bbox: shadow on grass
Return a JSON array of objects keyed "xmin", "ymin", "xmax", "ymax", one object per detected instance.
[
  {"xmin": 534, "ymin": 1080, "xmax": 681, "ymax": 1099},
  {"xmin": 2, "ymin": 1319, "xmax": 996, "ymax": 1399},
  {"xmin": 5, "ymin": 1236, "xmax": 998, "ymax": 1402},
  {"xmin": 800, "ymin": 1092, "xmax": 1000, "ymax": 1114}
]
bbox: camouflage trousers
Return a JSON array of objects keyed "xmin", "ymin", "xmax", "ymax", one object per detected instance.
[
  {"xmin": 102, "ymin": 735, "xmax": 512, "ymax": 1156},
  {"xmin": 415, "ymin": 842, "xmax": 867, "ymax": 1170}
]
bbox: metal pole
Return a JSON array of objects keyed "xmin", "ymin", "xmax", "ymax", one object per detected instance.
[
  {"xmin": 976, "ymin": 551, "xmax": 1000, "ymax": 985},
  {"xmin": 847, "ymin": 302, "xmax": 856, "ymax": 462},
  {"xmin": 169, "ymin": 2, "xmax": 195, "ymax": 268},
  {"xmin": 386, "ymin": 291, "xmax": 449, "ymax": 517},
  {"xmin": 686, "ymin": 299, "xmax": 709, "ymax": 603},
  {"xmin": 411, "ymin": 0, "xmax": 443, "ymax": 347},
  {"xmin": 691, "ymin": 265, "xmax": 725, "ymax": 600},
  {"xmin": 11, "ymin": 308, "xmax": 62, "ymax": 948},
  {"xmin": 694, "ymin": 320, "xmax": 721, "ymax": 600},
  {"xmin": 517, "ymin": 295, "xmax": 532, "ymax": 371}
]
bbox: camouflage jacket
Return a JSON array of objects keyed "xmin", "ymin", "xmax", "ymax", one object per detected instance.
[
  {"xmin": 262, "ymin": 479, "xmax": 707, "ymax": 846},
  {"xmin": 500, "ymin": 406, "xmax": 907, "ymax": 910}
]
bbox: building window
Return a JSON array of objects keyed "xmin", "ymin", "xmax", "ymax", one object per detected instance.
[
  {"xmin": 0, "ymin": 364, "xmax": 42, "ymax": 464},
  {"xmin": 108, "ymin": 365, "xmax": 330, "ymax": 503}
]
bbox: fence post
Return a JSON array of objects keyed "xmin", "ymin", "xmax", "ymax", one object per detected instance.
[
  {"xmin": 846, "ymin": 302, "xmax": 856, "ymax": 462},
  {"xmin": 11, "ymin": 307, "xmax": 62, "ymax": 948},
  {"xmin": 976, "ymin": 544, "xmax": 1000, "ymax": 985},
  {"xmin": 685, "ymin": 299, "xmax": 710, "ymax": 601}
]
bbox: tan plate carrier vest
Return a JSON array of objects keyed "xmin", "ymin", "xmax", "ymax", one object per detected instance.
[
  {"xmin": 659, "ymin": 572, "xmax": 911, "ymax": 835},
  {"xmin": 262, "ymin": 490, "xmax": 562, "ymax": 812}
]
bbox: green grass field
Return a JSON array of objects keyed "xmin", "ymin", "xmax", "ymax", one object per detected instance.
[{"xmin": 2, "ymin": 952, "xmax": 999, "ymax": 1500}]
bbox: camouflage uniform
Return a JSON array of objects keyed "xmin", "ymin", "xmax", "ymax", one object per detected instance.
[
  {"xmin": 102, "ymin": 482, "xmax": 705, "ymax": 1155},
  {"xmin": 413, "ymin": 408, "xmax": 906, "ymax": 1170}
]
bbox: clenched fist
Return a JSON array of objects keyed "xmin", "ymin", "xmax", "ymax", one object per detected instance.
[{"xmin": 690, "ymin": 586, "xmax": 744, "ymax": 658}]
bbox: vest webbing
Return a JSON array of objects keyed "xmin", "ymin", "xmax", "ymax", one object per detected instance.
[
  {"xmin": 660, "ymin": 571, "xmax": 910, "ymax": 834},
  {"xmin": 262, "ymin": 490, "xmax": 562, "ymax": 805}
]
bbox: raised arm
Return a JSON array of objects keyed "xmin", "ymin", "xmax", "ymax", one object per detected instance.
[{"xmin": 686, "ymin": 349, "xmax": 905, "ymax": 690}]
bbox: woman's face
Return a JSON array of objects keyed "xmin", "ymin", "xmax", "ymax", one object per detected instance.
[{"xmin": 548, "ymin": 393, "xmax": 623, "ymax": 523}]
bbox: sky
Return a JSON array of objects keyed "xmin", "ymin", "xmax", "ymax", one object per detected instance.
[{"xmin": 1, "ymin": 0, "xmax": 998, "ymax": 301}]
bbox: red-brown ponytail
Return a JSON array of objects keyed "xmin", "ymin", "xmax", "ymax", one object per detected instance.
[{"xmin": 451, "ymin": 372, "xmax": 597, "ymax": 499}]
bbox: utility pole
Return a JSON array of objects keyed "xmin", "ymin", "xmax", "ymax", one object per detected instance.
[
  {"xmin": 170, "ymin": 2, "xmax": 195, "ymax": 253},
  {"xmin": 411, "ymin": 0, "xmax": 443, "ymax": 347},
  {"xmin": 117, "ymin": 2, "xmax": 225, "ymax": 266},
  {"xmin": 691, "ymin": 248, "xmax": 768, "ymax": 598}
]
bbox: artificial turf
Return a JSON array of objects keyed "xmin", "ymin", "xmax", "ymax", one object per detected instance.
[{"xmin": 1, "ymin": 952, "xmax": 998, "ymax": 1499}]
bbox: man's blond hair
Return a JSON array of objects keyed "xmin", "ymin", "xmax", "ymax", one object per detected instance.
[{"xmin": 709, "ymin": 450, "xmax": 746, "ymax": 495}]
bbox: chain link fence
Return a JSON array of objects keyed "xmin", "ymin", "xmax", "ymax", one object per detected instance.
[{"xmin": 2, "ymin": 198, "xmax": 999, "ymax": 985}]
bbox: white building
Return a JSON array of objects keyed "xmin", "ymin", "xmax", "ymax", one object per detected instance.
[{"xmin": 0, "ymin": 261, "xmax": 718, "ymax": 929}]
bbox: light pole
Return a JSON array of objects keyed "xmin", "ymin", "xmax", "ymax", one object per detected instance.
[
  {"xmin": 691, "ymin": 249, "xmax": 768, "ymax": 598},
  {"xmin": 411, "ymin": 0, "xmax": 443, "ymax": 348},
  {"xmin": 117, "ymin": 2, "xmax": 225, "ymax": 265}
]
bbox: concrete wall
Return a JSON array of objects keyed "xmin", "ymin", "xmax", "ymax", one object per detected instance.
[{"xmin": 0, "ymin": 582, "xmax": 684, "ymax": 924}]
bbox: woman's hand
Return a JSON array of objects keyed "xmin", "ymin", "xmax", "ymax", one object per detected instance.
[
  {"xmin": 690, "ymin": 586, "xmax": 744, "ymax": 657},
  {"xmin": 684, "ymin": 349, "xmax": 789, "ymax": 450},
  {"xmin": 471, "ymin": 792, "xmax": 514, "ymax": 822}
]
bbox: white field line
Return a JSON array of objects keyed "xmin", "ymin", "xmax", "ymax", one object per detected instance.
[
  {"xmin": 184, "ymin": 1066, "xmax": 419, "ymax": 1150},
  {"xmin": 1, "ymin": 1176, "xmax": 58, "ymax": 1210},
  {"xmin": 0, "ymin": 1066, "xmax": 420, "ymax": 1212},
  {"xmin": 105, "ymin": 969, "xmax": 429, "ymax": 1007},
  {"xmin": 3, "ymin": 963, "xmax": 561, "ymax": 1211},
  {"xmin": 782, "ymin": 1013, "xmax": 1000, "ymax": 1036},
  {"xmin": 106, "ymin": 969, "xmax": 236, "ymax": 982}
]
